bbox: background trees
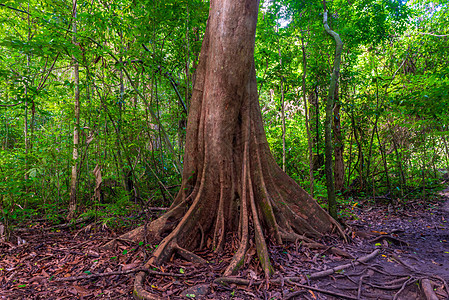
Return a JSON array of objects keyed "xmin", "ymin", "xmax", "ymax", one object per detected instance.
[{"xmin": 0, "ymin": 0, "xmax": 448, "ymax": 226}]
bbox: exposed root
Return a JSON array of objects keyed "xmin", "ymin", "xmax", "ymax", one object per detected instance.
[
  {"xmin": 307, "ymin": 242, "xmax": 353, "ymax": 258},
  {"xmin": 309, "ymin": 249, "xmax": 380, "ymax": 279},
  {"xmin": 101, "ymin": 202, "xmax": 187, "ymax": 251},
  {"xmin": 134, "ymin": 271, "xmax": 157, "ymax": 300},
  {"xmin": 357, "ymin": 269, "xmax": 374, "ymax": 299},
  {"xmin": 248, "ymin": 161, "xmax": 273, "ymax": 277},
  {"xmin": 175, "ymin": 244, "xmax": 207, "ymax": 264},
  {"xmin": 286, "ymin": 280, "xmax": 359, "ymax": 300},
  {"xmin": 224, "ymin": 128, "xmax": 251, "ymax": 276},
  {"xmin": 421, "ymin": 279, "xmax": 439, "ymax": 300},
  {"xmin": 393, "ymin": 277, "xmax": 418, "ymax": 300},
  {"xmin": 213, "ymin": 276, "xmax": 360, "ymax": 300}
]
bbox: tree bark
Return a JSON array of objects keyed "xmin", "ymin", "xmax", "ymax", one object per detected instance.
[
  {"xmin": 107, "ymin": 1, "xmax": 342, "ymax": 297},
  {"xmin": 323, "ymin": 9, "xmax": 343, "ymax": 219},
  {"xmin": 301, "ymin": 36, "xmax": 314, "ymax": 196},
  {"xmin": 376, "ymin": 126, "xmax": 391, "ymax": 195},
  {"xmin": 67, "ymin": 0, "xmax": 80, "ymax": 220},
  {"xmin": 333, "ymin": 93, "xmax": 344, "ymax": 191}
]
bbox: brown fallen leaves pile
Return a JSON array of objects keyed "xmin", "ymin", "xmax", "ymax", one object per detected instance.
[{"xmin": 1, "ymin": 194, "xmax": 448, "ymax": 299}]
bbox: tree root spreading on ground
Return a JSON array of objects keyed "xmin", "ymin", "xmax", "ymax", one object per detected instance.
[
  {"xmin": 131, "ymin": 247, "xmax": 449, "ymax": 300},
  {"xmin": 421, "ymin": 279, "xmax": 439, "ymax": 300},
  {"xmin": 309, "ymin": 249, "xmax": 380, "ymax": 279}
]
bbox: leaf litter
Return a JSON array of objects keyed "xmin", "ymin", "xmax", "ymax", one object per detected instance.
[{"xmin": 1, "ymin": 190, "xmax": 448, "ymax": 299}]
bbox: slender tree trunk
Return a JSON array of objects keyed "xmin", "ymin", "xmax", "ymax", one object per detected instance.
[
  {"xmin": 24, "ymin": 90, "xmax": 29, "ymax": 185},
  {"xmin": 117, "ymin": 44, "xmax": 131, "ymax": 194},
  {"xmin": 443, "ymin": 136, "xmax": 449, "ymax": 172},
  {"xmin": 391, "ymin": 128, "xmax": 405, "ymax": 196},
  {"xmin": 277, "ymin": 39, "xmax": 286, "ymax": 172},
  {"xmin": 280, "ymin": 73, "xmax": 286, "ymax": 172},
  {"xmin": 350, "ymin": 113, "xmax": 364, "ymax": 190},
  {"xmin": 333, "ymin": 92, "xmax": 344, "ymax": 191},
  {"xmin": 185, "ymin": 5, "xmax": 191, "ymax": 108},
  {"xmin": 376, "ymin": 126, "xmax": 391, "ymax": 194},
  {"xmin": 421, "ymin": 131, "xmax": 427, "ymax": 197},
  {"xmin": 366, "ymin": 74, "xmax": 382, "ymax": 190},
  {"xmin": 308, "ymin": 88, "xmax": 321, "ymax": 172},
  {"xmin": 24, "ymin": 3, "xmax": 31, "ymax": 190},
  {"xmin": 68, "ymin": 0, "xmax": 80, "ymax": 220},
  {"xmin": 346, "ymin": 129, "xmax": 353, "ymax": 187},
  {"xmin": 323, "ymin": 9, "xmax": 343, "ymax": 219},
  {"xmin": 301, "ymin": 36, "xmax": 314, "ymax": 196}
]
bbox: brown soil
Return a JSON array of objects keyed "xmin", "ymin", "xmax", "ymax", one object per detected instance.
[{"xmin": 1, "ymin": 190, "xmax": 448, "ymax": 299}]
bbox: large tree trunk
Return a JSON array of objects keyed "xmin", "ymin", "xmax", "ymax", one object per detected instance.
[{"xmin": 107, "ymin": 1, "xmax": 341, "ymax": 297}]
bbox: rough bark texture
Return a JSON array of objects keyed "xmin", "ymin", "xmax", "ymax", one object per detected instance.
[
  {"xmin": 323, "ymin": 10, "xmax": 343, "ymax": 219},
  {"xmin": 301, "ymin": 36, "xmax": 315, "ymax": 196},
  {"xmin": 114, "ymin": 1, "xmax": 342, "ymax": 298},
  {"xmin": 333, "ymin": 101, "xmax": 345, "ymax": 191}
]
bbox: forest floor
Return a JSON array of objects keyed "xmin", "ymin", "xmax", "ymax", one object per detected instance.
[{"xmin": 1, "ymin": 187, "xmax": 449, "ymax": 300}]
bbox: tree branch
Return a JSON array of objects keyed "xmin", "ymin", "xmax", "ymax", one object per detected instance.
[
  {"xmin": 0, "ymin": 4, "xmax": 30, "ymax": 15},
  {"xmin": 0, "ymin": 102, "xmax": 23, "ymax": 107},
  {"xmin": 418, "ymin": 32, "xmax": 449, "ymax": 38}
]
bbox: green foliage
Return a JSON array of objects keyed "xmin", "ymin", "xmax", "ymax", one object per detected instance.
[{"xmin": 0, "ymin": 0, "xmax": 447, "ymax": 226}]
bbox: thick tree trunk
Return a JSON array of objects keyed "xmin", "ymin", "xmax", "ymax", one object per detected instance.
[{"xmin": 107, "ymin": 1, "xmax": 342, "ymax": 297}]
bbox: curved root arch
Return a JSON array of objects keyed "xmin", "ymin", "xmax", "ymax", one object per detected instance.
[{"xmin": 130, "ymin": 74, "xmax": 343, "ymax": 300}]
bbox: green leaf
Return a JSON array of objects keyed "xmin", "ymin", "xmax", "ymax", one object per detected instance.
[{"xmin": 179, "ymin": 268, "xmax": 184, "ymax": 274}]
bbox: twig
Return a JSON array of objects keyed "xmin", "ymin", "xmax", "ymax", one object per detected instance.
[
  {"xmin": 0, "ymin": 102, "xmax": 23, "ymax": 107},
  {"xmin": 369, "ymin": 235, "xmax": 409, "ymax": 246},
  {"xmin": 357, "ymin": 270, "xmax": 373, "ymax": 300},
  {"xmin": 287, "ymin": 279, "xmax": 358, "ymax": 300},
  {"xmin": 42, "ymin": 216, "xmax": 93, "ymax": 231},
  {"xmin": 418, "ymin": 32, "xmax": 449, "ymax": 38},
  {"xmin": 146, "ymin": 207, "xmax": 169, "ymax": 211},
  {"xmin": 69, "ymin": 240, "xmax": 90, "ymax": 249},
  {"xmin": 54, "ymin": 267, "xmax": 186, "ymax": 282},
  {"xmin": 0, "ymin": 4, "xmax": 29, "ymax": 15},
  {"xmin": 284, "ymin": 290, "xmax": 307, "ymax": 300},
  {"xmin": 390, "ymin": 254, "xmax": 417, "ymax": 272},
  {"xmin": 368, "ymin": 282, "xmax": 408, "ymax": 290}
]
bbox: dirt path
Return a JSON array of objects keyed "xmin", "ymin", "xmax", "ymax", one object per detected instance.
[
  {"xmin": 1, "ymin": 192, "xmax": 448, "ymax": 299},
  {"xmin": 440, "ymin": 186, "xmax": 449, "ymax": 213}
]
